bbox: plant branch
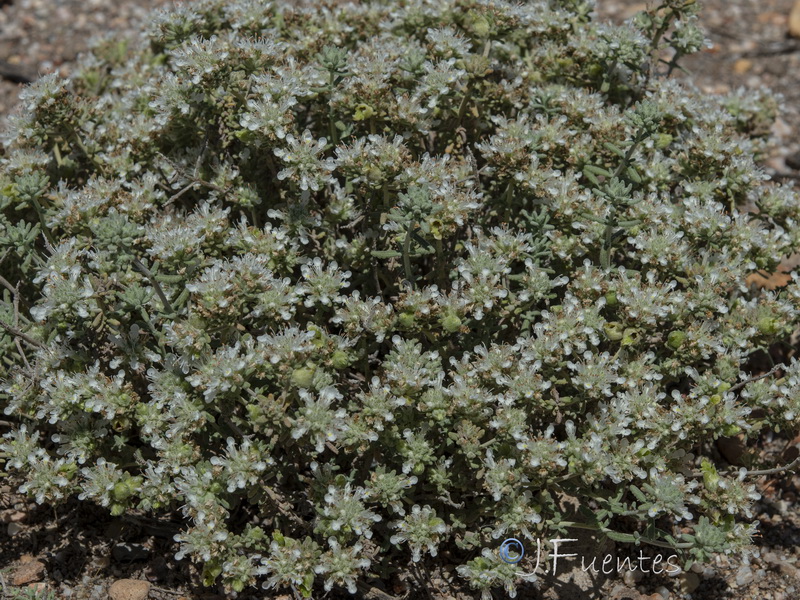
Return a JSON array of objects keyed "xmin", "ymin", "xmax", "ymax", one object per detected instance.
[
  {"xmin": 131, "ymin": 257, "xmax": 175, "ymax": 315},
  {"xmin": 0, "ymin": 319, "xmax": 46, "ymax": 350},
  {"xmin": 558, "ymin": 520, "xmax": 694, "ymax": 550},
  {"xmin": 689, "ymin": 456, "xmax": 800, "ymax": 480},
  {"xmin": 726, "ymin": 363, "xmax": 783, "ymax": 395}
]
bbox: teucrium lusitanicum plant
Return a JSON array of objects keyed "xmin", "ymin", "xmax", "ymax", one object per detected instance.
[{"xmin": 1, "ymin": 0, "xmax": 800, "ymax": 597}]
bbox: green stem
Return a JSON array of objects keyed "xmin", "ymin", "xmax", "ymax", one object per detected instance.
[
  {"xmin": 139, "ymin": 307, "xmax": 162, "ymax": 344},
  {"xmin": 52, "ymin": 143, "xmax": 64, "ymax": 167},
  {"xmin": 403, "ymin": 223, "xmax": 414, "ymax": 287},
  {"xmin": 435, "ymin": 237, "xmax": 446, "ymax": 290},
  {"xmin": 557, "ymin": 520, "xmax": 694, "ymax": 550},
  {"xmin": 328, "ymin": 71, "xmax": 338, "ymax": 146},
  {"xmin": 265, "ymin": 154, "xmax": 279, "ymax": 180},
  {"xmin": 132, "ymin": 257, "xmax": 175, "ymax": 315},
  {"xmin": 0, "ymin": 319, "xmax": 46, "ymax": 350},
  {"xmin": 456, "ymin": 85, "xmax": 472, "ymax": 126},
  {"xmin": 612, "ymin": 134, "xmax": 645, "ymax": 180},
  {"xmin": 31, "ymin": 197, "xmax": 56, "ymax": 246}
]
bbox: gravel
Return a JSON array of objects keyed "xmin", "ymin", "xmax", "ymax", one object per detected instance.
[
  {"xmin": 598, "ymin": 0, "xmax": 800, "ymax": 174},
  {"xmin": 0, "ymin": 0, "xmax": 176, "ymax": 131}
]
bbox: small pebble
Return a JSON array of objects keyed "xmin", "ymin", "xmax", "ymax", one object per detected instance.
[
  {"xmin": 654, "ymin": 586, "xmax": 671, "ymax": 600},
  {"xmin": 736, "ymin": 565, "xmax": 755, "ymax": 587},
  {"xmin": 3, "ymin": 511, "xmax": 27, "ymax": 523},
  {"xmin": 780, "ymin": 562, "xmax": 799, "ymax": 579},
  {"xmin": 702, "ymin": 566, "xmax": 717, "ymax": 579},
  {"xmin": 733, "ymin": 58, "xmax": 754, "ymax": 74},
  {"xmin": 790, "ymin": 0, "xmax": 800, "ymax": 38},
  {"xmin": 622, "ymin": 569, "xmax": 643, "ymax": 586},
  {"xmin": 680, "ymin": 572, "xmax": 700, "ymax": 594},
  {"xmin": 7, "ymin": 522, "xmax": 23, "ymax": 536},
  {"xmin": 108, "ymin": 579, "xmax": 151, "ymax": 600},
  {"xmin": 11, "ymin": 560, "xmax": 46, "ymax": 586}
]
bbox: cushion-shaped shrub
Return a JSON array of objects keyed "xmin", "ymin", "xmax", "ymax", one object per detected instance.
[{"xmin": 2, "ymin": 0, "xmax": 800, "ymax": 597}]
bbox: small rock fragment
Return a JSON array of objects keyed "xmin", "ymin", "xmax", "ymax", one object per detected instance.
[
  {"xmin": 90, "ymin": 555, "xmax": 111, "ymax": 571},
  {"xmin": 623, "ymin": 569, "xmax": 643, "ymax": 586},
  {"xmin": 1, "ymin": 511, "xmax": 27, "ymax": 523},
  {"xmin": 702, "ymin": 566, "xmax": 717, "ymax": 579},
  {"xmin": 736, "ymin": 565, "xmax": 754, "ymax": 587},
  {"xmin": 680, "ymin": 572, "xmax": 700, "ymax": 594},
  {"xmin": 109, "ymin": 579, "xmax": 151, "ymax": 600},
  {"xmin": 780, "ymin": 562, "xmax": 799, "ymax": 579},
  {"xmin": 609, "ymin": 583, "xmax": 641, "ymax": 600},
  {"xmin": 667, "ymin": 563, "xmax": 682, "ymax": 577},
  {"xmin": 7, "ymin": 522, "xmax": 23, "ymax": 536},
  {"xmin": 11, "ymin": 559, "xmax": 46, "ymax": 586},
  {"xmin": 733, "ymin": 59, "xmax": 753, "ymax": 74},
  {"xmin": 790, "ymin": 0, "xmax": 800, "ymax": 38}
]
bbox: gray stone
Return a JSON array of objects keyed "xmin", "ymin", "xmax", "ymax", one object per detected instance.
[
  {"xmin": 680, "ymin": 572, "xmax": 700, "ymax": 594},
  {"xmin": 780, "ymin": 562, "xmax": 799, "ymax": 579},
  {"xmin": 735, "ymin": 565, "xmax": 754, "ymax": 587},
  {"xmin": 702, "ymin": 566, "xmax": 717, "ymax": 579},
  {"xmin": 7, "ymin": 522, "xmax": 23, "ymax": 536},
  {"xmin": 622, "ymin": 569, "xmax": 643, "ymax": 586},
  {"xmin": 108, "ymin": 580, "xmax": 151, "ymax": 600}
]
